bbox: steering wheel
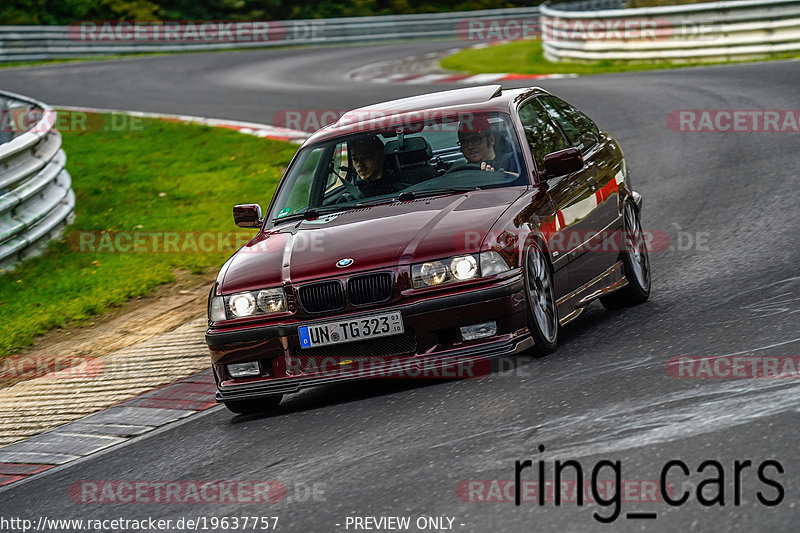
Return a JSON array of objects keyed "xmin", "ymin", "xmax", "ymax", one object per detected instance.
[{"xmin": 442, "ymin": 162, "xmax": 484, "ymax": 175}]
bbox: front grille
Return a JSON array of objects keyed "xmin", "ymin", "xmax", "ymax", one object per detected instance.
[
  {"xmin": 298, "ymin": 281, "xmax": 345, "ymax": 313},
  {"xmin": 303, "ymin": 330, "xmax": 417, "ymax": 359},
  {"xmin": 348, "ymin": 272, "xmax": 394, "ymax": 306}
]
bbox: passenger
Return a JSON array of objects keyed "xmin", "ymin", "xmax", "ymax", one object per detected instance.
[
  {"xmin": 457, "ymin": 114, "xmax": 518, "ymax": 173},
  {"xmin": 350, "ymin": 135, "xmax": 398, "ymax": 196}
]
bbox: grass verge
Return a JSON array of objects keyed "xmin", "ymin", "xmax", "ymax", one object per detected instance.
[
  {"xmin": 0, "ymin": 113, "xmax": 297, "ymax": 359},
  {"xmin": 440, "ymin": 39, "xmax": 800, "ymax": 76},
  {"xmin": 0, "ymin": 42, "xmax": 336, "ymax": 70},
  {"xmin": 0, "ymin": 56, "xmax": 128, "ymax": 69}
]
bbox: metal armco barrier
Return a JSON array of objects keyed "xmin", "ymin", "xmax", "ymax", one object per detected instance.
[
  {"xmin": 0, "ymin": 90, "xmax": 75, "ymax": 270},
  {"xmin": 0, "ymin": 8, "xmax": 540, "ymax": 62},
  {"xmin": 541, "ymin": 0, "xmax": 800, "ymax": 62}
]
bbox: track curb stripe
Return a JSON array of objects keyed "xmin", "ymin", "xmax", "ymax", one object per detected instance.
[
  {"xmin": 0, "ymin": 368, "xmax": 219, "ymax": 487},
  {"xmin": 346, "ymin": 45, "xmax": 578, "ymax": 85},
  {"xmin": 349, "ymin": 70, "xmax": 577, "ymax": 85}
]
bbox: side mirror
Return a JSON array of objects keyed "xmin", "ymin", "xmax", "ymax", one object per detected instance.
[
  {"xmin": 233, "ymin": 204, "xmax": 263, "ymax": 228},
  {"xmin": 541, "ymin": 147, "xmax": 584, "ymax": 180}
]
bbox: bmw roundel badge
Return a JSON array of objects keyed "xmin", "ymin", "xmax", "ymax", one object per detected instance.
[{"xmin": 336, "ymin": 258, "xmax": 354, "ymax": 268}]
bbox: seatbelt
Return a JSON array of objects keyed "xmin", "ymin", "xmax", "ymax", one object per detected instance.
[{"xmin": 341, "ymin": 177, "xmax": 365, "ymax": 200}]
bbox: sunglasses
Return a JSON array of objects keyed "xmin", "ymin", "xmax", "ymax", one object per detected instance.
[{"xmin": 457, "ymin": 134, "xmax": 489, "ymax": 147}]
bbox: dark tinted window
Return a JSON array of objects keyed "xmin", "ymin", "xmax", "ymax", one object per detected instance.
[
  {"xmin": 539, "ymin": 96, "xmax": 600, "ymax": 153},
  {"xmin": 518, "ymin": 98, "xmax": 569, "ymax": 171}
]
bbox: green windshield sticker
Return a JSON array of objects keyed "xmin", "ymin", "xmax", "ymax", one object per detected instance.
[{"xmin": 276, "ymin": 208, "xmax": 292, "ymax": 218}]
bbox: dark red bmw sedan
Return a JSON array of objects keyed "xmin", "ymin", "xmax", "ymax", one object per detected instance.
[{"xmin": 206, "ymin": 85, "xmax": 650, "ymax": 414}]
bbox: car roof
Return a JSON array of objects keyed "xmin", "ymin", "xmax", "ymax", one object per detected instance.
[{"xmin": 302, "ymin": 85, "xmax": 548, "ymax": 145}]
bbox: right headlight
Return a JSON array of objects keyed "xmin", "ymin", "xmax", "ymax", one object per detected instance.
[{"xmin": 412, "ymin": 252, "xmax": 510, "ymax": 289}]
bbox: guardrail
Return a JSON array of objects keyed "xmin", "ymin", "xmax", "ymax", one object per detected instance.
[
  {"xmin": 0, "ymin": 90, "xmax": 74, "ymax": 270},
  {"xmin": 0, "ymin": 7, "xmax": 540, "ymax": 62},
  {"xmin": 541, "ymin": 0, "xmax": 800, "ymax": 62}
]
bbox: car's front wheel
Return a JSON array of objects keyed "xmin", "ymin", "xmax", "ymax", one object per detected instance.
[
  {"xmin": 224, "ymin": 395, "xmax": 283, "ymax": 415},
  {"xmin": 524, "ymin": 243, "xmax": 558, "ymax": 356},
  {"xmin": 601, "ymin": 201, "xmax": 651, "ymax": 309}
]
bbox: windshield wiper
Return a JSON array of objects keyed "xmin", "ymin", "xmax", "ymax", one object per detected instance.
[
  {"xmin": 396, "ymin": 186, "xmax": 480, "ymax": 201},
  {"xmin": 271, "ymin": 206, "xmax": 349, "ymax": 224},
  {"xmin": 355, "ymin": 197, "xmax": 399, "ymax": 207},
  {"xmin": 354, "ymin": 186, "xmax": 479, "ymax": 207}
]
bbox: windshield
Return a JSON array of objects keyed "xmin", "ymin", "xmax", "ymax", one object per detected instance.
[{"xmin": 268, "ymin": 112, "xmax": 527, "ymax": 223}]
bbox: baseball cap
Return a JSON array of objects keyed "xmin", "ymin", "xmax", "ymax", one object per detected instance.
[{"xmin": 458, "ymin": 114, "xmax": 492, "ymax": 135}]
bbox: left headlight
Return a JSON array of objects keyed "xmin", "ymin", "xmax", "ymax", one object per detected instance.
[
  {"xmin": 412, "ymin": 252, "xmax": 510, "ymax": 289},
  {"xmin": 208, "ymin": 287, "xmax": 287, "ymax": 321}
]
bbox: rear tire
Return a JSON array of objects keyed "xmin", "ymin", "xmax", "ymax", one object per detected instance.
[
  {"xmin": 224, "ymin": 395, "xmax": 283, "ymax": 415},
  {"xmin": 601, "ymin": 201, "xmax": 651, "ymax": 310},
  {"xmin": 524, "ymin": 243, "xmax": 558, "ymax": 356}
]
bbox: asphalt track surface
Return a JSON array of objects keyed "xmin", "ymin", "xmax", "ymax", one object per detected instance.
[{"xmin": 1, "ymin": 42, "xmax": 799, "ymax": 531}]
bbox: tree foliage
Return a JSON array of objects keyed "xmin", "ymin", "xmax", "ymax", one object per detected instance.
[{"xmin": 1, "ymin": 0, "xmax": 541, "ymax": 24}]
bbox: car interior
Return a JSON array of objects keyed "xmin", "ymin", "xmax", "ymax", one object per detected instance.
[{"xmin": 269, "ymin": 114, "xmax": 529, "ymax": 221}]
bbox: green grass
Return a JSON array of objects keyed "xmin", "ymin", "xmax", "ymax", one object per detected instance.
[
  {"xmin": 440, "ymin": 39, "xmax": 800, "ymax": 76},
  {"xmin": 0, "ymin": 113, "xmax": 297, "ymax": 359},
  {"xmin": 0, "ymin": 42, "xmax": 338, "ymax": 71},
  {"xmin": 0, "ymin": 56, "xmax": 129, "ymax": 69}
]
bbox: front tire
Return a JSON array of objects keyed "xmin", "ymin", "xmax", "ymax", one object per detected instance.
[
  {"xmin": 524, "ymin": 243, "xmax": 558, "ymax": 356},
  {"xmin": 601, "ymin": 201, "xmax": 651, "ymax": 310},
  {"xmin": 224, "ymin": 395, "xmax": 283, "ymax": 415}
]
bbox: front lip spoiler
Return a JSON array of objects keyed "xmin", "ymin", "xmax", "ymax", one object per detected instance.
[
  {"xmin": 205, "ymin": 274, "xmax": 524, "ymax": 347},
  {"xmin": 215, "ymin": 334, "xmax": 533, "ymax": 401}
]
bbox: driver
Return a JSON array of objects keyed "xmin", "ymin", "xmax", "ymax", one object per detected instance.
[
  {"xmin": 457, "ymin": 114, "xmax": 518, "ymax": 173},
  {"xmin": 350, "ymin": 135, "xmax": 399, "ymax": 196}
]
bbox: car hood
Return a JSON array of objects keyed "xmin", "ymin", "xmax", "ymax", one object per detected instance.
[{"xmin": 220, "ymin": 188, "xmax": 525, "ymax": 293}]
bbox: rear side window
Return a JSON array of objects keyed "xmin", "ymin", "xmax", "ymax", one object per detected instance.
[
  {"xmin": 518, "ymin": 98, "xmax": 569, "ymax": 171},
  {"xmin": 539, "ymin": 96, "xmax": 600, "ymax": 153}
]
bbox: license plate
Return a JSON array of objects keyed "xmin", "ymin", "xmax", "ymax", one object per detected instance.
[{"xmin": 298, "ymin": 311, "xmax": 404, "ymax": 349}]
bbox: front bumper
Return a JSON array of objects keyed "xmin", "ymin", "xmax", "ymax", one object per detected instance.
[
  {"xmin": 206, "ymin": 274, "xmax": 531, "ymax": 402},
  {"xmin": 214, "ymin": 334, "xmax": 532, "ymax": 401}
]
